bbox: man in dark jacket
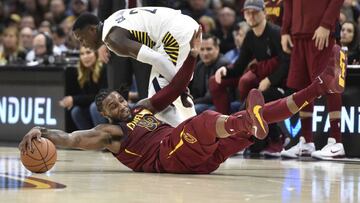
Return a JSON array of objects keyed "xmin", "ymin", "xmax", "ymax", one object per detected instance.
[{"xmin": 190, "ymin": 34, "xmax": 229, "ymax": 114}]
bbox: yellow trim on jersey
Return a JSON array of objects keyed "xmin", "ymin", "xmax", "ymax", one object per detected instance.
[
  {"xmin": 129, "ymin": 30, "xmax": 155, "ymax": 48},
  {"xmin": 162, "ymin": 32, "xmax": 179, "ymax": 65},
  {"xmin": 125, "ymin": 149, "xmax": 142, "ymax": 157},
  {"xmin": 168, "ymin": 128, "xmax": 185, "ymax": 157}
]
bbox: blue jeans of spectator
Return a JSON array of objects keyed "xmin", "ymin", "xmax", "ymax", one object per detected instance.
[
  {"xmin": 195, "ymin": 104, "xmax": 215, "ymax": 114},
  {"xmin": 90, "ymin": 102, "xmax": 107, "ymax": 125},
  {"xmin": 71, "ymin": 106, "xmax": 93, "ymax": 130}
]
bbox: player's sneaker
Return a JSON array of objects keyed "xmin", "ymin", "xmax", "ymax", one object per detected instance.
[
  {"xmin": 281, "ymin": 137, "xmax": 315, "ymax": 158},
  {"xmin": 311, "ymin": 137, "xmax": 345, "ymax": 159},
  {"xmin": 317, "ymin": 45, "xmax": 347, "ymax": 94},
  {"xmin": 260, "ymin": 138, "xmax": 283, "ymax": 157},
  {"xmin": 246, "ymin": 89, "xmax": 268, "ymax": 140}
]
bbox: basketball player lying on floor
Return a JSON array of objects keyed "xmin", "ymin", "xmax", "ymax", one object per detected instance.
[{"xmin": 19, "ymin": 42, "xmax": 346, "ymax": 174}]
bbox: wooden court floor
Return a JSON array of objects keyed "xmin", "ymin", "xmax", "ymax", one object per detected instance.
[{"xmin": 1, "ymin": 145, "xmax": 360, "ymax": 203}]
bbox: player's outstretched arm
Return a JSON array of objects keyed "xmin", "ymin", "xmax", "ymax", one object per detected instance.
[
  {"xmin": 142, "ymin": 27, "xmax": 202, "ymax": 113},
  {"xmin": 105, "ymin": 27, "xmax": 176, "ymax": 82},
  {"xmin": 19, "ymin": 124, "xmax": 124, "ymax": 154}
]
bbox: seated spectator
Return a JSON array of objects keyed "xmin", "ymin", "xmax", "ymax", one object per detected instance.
[
  {"xmin": 340, "ymin": 21, "xmax": 360, "ymax": 64},
  {"xmin": 59, "ymin": 46, "xmax": 107, "ymax": 130},
  {"xmin": 212, "ymin": 6, "xmax": 237, "ymax": 54},
  {"xmin": 224, "ymin": 21, "xmax": 250, "ymax": 64},
  {"xmin": 48, "ymin": 0, "xmax": 68, "ymax": 24},
  {"xmin": 19, "ymin": 27, "xmax": 34, "ymax": 53},
  {"xmin": 26, "ymin": 32, "xmax": 55, "ymax": 65},
  {"xmin": 52, "ymin": 26, "xmax": 68, "ymax": 55},
  {"xmin": 199, "ymin": 15, "xmax": 217, "ymax": 34},
  {"xmin": 0, "ymin": 26, "xmax": 26, "ymax": 65},
  {"xmin": 182, "ymin": 0, "xmax": 214, "ymax": 22},
  {"xmin": 190, "ymin": 34, "xmax": 229, "ymax": 114},
  {"xmin": 209, "ymin": 0, "xmax": 290, "ymax": 157},
  {"xmin": 19, "ymin": 15, "xmax": 36, "ymax": 30}
]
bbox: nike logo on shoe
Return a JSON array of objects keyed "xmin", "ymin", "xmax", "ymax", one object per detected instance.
[
  {"xmin": 253, "ymin": 105, "xmax": 266, "ymax": 133},
  {"xmin": 331, "ymin": 149, "xmax": 341, "ymax": 154}
]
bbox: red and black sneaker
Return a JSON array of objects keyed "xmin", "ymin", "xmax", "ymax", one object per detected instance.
[
  {"xmin": 317, "ymin": 45, "xmax": 347, "ymax": 94},
  {"xmin": 246, "ymin": 89, "xmax": 269, "ymax": 140}
]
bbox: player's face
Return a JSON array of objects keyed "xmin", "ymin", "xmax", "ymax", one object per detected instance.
[
  {"xmin": 244, "ymin": 9, "xmax": 265, "ymax": 28},
  {"xmin": 340, "ymin": 22, "xmax": 355, "ymax": 46},
  {"xmin": 101, "ymin": 92, "xmax": 131, "ymax": 121},
  {"xmin": 74, "ymin": 26, "xmax": 102, "ymax": 51}
]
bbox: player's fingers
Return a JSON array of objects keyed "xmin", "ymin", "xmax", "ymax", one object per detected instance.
[
  {"xmin": 325, "ymin": 36, "xmax": 329, "ymax": 48},
  {"xmin": 288, "ymin": 38, "xmax": 294, "ymax": 47},
  {"xmin": 318, "ymin": 38, "xmax": 324, "ymax": 50}
]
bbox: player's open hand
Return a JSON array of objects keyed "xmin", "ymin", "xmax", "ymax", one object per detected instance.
[
  {"xmin": 312, "ymin": 26, "xmax": 330, "ymax": 50},
  {"xmin": 18, "ymin": 127, "xmax": 42, "ymax": 155},
  {"xmin": 190, "ymin": 26, "xmax": 202, "ymax": 57}
]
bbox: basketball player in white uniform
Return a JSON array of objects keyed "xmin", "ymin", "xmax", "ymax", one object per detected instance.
[{"xmin": 73, "ymin": 7, "xmax": 200, "ymax": 126}]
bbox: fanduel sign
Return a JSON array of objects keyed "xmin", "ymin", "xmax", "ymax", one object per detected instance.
[
  {"xmin": 283, "ymin": 105, "xmax": 359, "ymax": 138},
  {"xmin": 0, "ymin": 96, "xmax": 57, "ymax": 125}
]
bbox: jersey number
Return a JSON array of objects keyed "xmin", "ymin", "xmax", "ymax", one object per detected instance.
[
  {"xmin": 129, "ymin": 8, "xmax": 157, "ymax": 15},
  {"xmin": 115, "ymin": 9, "xmax": 157, "ymax": 24}
]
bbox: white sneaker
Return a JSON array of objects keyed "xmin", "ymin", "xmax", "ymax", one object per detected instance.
[
  {"xmin": 281, "ymin": 137, "xmax": 315, "ymax": 158},
  {"xmin": 311, "ymin": 138, "xmax": 345, "ymax": 159}
]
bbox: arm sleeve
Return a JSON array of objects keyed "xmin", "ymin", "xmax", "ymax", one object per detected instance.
[
  {"xmin": 281, "ymin": 0, "xmax": 293, "ymax": 35},
  {"xmin": 225, "ymin": 34, "xmax": 253, "ymax": 78},
  {"xmin": 136, "ymin": 45, "xmax": 176, "ymax": 82},
  {"xmin": 149, "ymin": 55, "xmax": 197, "ymax": 112},
  {"xmin": 320, "ymin": 0, "xmax": 344, "ymax": 30}
]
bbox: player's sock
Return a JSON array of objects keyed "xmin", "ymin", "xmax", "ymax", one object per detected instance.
[
  {"xmin": 263, "ymin": 80, "xmax": 323, "ymax": 124},
  {"xmin": 327, "ymin": 93, "xmax": 342, "ymax": 142},
  {"xmin": 223, "ymin": 112, "xmax": 252, "ymax": 137}
]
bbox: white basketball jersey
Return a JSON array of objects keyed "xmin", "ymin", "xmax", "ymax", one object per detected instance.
[{"xmin": 102, "ymin": 7, "xmax": 182, "ymax": 48}]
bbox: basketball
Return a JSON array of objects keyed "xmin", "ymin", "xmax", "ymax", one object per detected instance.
[{"xmin": 20, "ymin": 138, "xmax": 57, "ymax": 173}]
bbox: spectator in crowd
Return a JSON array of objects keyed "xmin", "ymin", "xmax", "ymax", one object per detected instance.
[
  {"xmin": 212, "ymin": 6, "xmax": 237, "ymax": 53},
  {"xmin": 190, "ymin": 34, "xmax": 229, "ymax": 114},
  {"xmin": 340, "ymin": 21, "xmax": 360, "ymax": 64},
  {"xmin": 69, "ymin": 0, "xmax": 89, "ymax": 20},
  {"xmin": 210, "ymin": 0, "xmax": 290, "ymax": 156},
  {"xmin": 341, "ymin": 0, "xmax": 360, "ymax": 23},
  {"xmin": 199, "ymin": 15, "xmax": 217, "ymax": 34},
  {"xmin": 26, "ymin": 32, "xmax": 54, "ymax": 65},
  {"xmin": 49, "ymin": 0, "xmax": 68, "ymax": 25},
  {"xmin": 23, "ymin": 0, "xmax": 44, "ymax": 26},
  {"xmin": 38, "ymin": 20, "xmax": 52, "ymax": 34},
  {"xmin": 19, "ymin": 27, "xmax": 34, "ymax": 54},
  {"xmin": 19, "ymin": 15, "xmax": 36, "ymax": 30},
  {"xmin": 59, "ymin": 46, "xmax": 107, "ymax": 130},
  {"xmin": 224, "ymin": 21, "xmax": 250, "ymax": 64},
  {"xmin": 182, "ymin": 0, "xmax": 214, "ymax": 22},
  {"xmin": 52, "ymin": 26, "xmax": 68, "ymax": 55},
  {"xmin": 0, "ymin": 26, "xmax": 26, "ymax": 65}
]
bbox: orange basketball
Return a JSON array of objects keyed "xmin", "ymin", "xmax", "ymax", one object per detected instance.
[{"xmin": 20, "ymin": 137, "xmax": 57, "ymax": 173}]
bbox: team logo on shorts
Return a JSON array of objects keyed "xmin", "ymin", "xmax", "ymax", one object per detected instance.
[{"xmin": 183, "ymin": 132, "xmax": 197, "ymax": 144}]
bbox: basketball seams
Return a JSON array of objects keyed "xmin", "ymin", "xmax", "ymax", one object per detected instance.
[{"xmin": 21, "ymin": 138, "xmax": 57, "ymax": 173}]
